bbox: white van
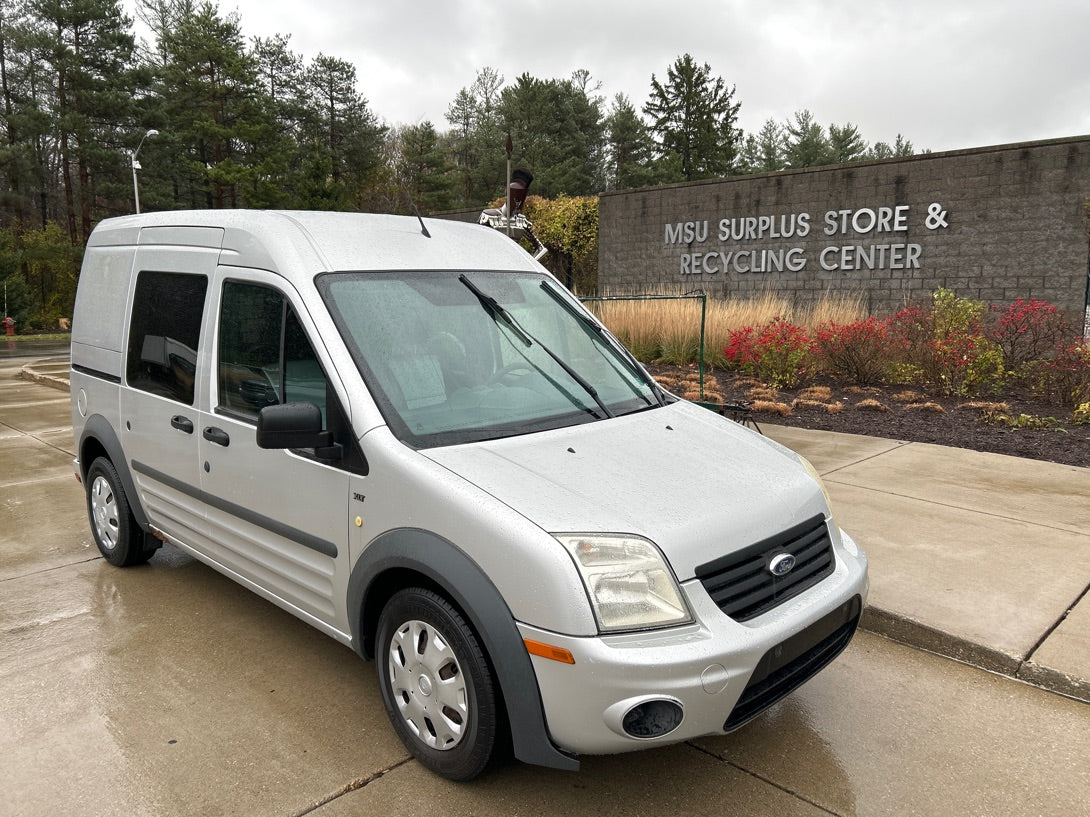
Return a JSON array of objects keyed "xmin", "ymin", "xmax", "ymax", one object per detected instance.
[{"xmin": 70, "ymin": 210, "xmax": 868, "ymax": 780}]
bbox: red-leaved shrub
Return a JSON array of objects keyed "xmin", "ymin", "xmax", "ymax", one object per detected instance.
[
  {"xmin": 814, "ymin": 317, "xmax": 895, "ymax": 385},
  {"xmin": 1046, "ymin": 340, "xmax": 1090, "ymax": 408},
  {"xmin": 725, "ymin": 319, "xmax": 812, "ymax": 388},
  {"xmin": 988, "ymin": 298, "xmax": 1072, "ymax": 369}
]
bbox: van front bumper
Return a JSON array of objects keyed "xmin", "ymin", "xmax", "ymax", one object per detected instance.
[{"xmin": 519, "ymin": 530, "xmax": 868, "ymax": 755}]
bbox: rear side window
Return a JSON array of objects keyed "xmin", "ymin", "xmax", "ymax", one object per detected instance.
[{"xmin": 126, "ymin": 271, "xmax": 208, "ymax": 405}]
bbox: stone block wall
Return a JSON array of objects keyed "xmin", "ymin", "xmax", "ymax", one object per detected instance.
[{"xmin": 598, "ymin": 136, "xmax": 1090, "ymax": 321}]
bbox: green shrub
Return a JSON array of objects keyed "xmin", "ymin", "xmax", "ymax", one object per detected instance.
[{"xmin": 888, "ymin": 289, "xmax": 1003, "ymax": 396}]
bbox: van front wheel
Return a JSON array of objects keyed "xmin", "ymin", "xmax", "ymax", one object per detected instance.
[
  {"xmin": 86, "ymin": 457, "xmax": 150, "ymax": 567},
  {"xmin": 376, "ymin": 588, "xmax": 500, "ymax": 781}
]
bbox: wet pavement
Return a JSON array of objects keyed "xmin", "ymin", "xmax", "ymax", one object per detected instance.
[
  {"xmin": 0, "ymin": 337, "xmax": 70, "ymax": 359},
  {"xmin": 3, "ymin": 356, "xmax": 1088, "ymax": 816}
]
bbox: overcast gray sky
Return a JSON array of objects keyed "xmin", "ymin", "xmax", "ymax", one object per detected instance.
[{"xmin": 130, "ymin": 0, "xmax": 1090, "ymax": 153}]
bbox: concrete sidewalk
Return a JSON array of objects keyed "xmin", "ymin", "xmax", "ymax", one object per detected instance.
[
  {"xmin": 764, "ymin": 425, "xmax": 1090, "ymax": 703},
  {"xmin": 21, "ymin": 356, "xmax": 1090, "ymax": 704}
]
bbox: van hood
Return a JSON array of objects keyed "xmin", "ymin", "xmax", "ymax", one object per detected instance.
[{"xmin": 422, "ymin": 402, "xmax": 829, "ymax": 580}]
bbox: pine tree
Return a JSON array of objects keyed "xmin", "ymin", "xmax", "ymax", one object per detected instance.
[
  {"xmin": 783, "ymin": 109, "xmax": 831, "ymax": 168},
  {"xmin": 498, "ymin": 71, "xmax": 604, "ymax": 197},
  {"xmin": 893, "ymin": 133, "xmax": 915, "ymax": 157},
  {"xmin": 643, "ymin": 54, "xmax": 742, "ymax": 181},
  {"xmin": 0, "ymin": 1, "xmax": 48, "ymax": 224},
  {"xmin": 604, "ymin": 93, "xmax": 656, "ymax": 189},
  {"xmin": 739, "ymin": 117, "xmax": 785, "ymax": 173},
  {"xmin": 300, "ymin": 53, "xmax": 385, "ymax": 209},
  {"xmin": 394, "ymin": 121, "xmax": 456, "ymax": 213},
  {"xmin": 828, "ymin": 122, "xmax": 867, "ymax": 164},
  {"xmin": 32, "ymin": 0, "xmax": 139, "ymax": 238}
]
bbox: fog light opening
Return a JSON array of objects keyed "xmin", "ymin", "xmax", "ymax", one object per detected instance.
[{"xmin": 621, "ymin": 699, "xmax": 683, "ymax": 739}]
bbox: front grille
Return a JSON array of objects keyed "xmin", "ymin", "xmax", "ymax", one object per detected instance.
[
  {"xmin": 725, "ymin": 594, "xmax": 862, "ymax": 731},
  {"xmin": 695, "ymin": 515, "xmax": 835, "ymax": 622}
]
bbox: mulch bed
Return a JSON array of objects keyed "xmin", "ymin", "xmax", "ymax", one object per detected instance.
[{"xmin": 648, "ymin": 365, "xmax": 1090, "ymax": 469}]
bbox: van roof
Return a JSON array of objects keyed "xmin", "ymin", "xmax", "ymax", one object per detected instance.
[{"xmin": 87, "ymin": 210, "xmax": 543, "ymax": 280}]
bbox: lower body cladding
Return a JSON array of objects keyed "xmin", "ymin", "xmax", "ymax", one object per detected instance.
[{"xmin": 521, "ymin": 537, "xmax": 868, "ymax": 755}]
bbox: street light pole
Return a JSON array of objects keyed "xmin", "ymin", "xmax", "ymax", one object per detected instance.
[{"xmin": 131, "ymin": 129, "xmax": 159, "ymax": 214}]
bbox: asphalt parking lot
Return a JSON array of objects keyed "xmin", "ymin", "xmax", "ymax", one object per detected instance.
[{"xmin": 3, "ymin": 351, "xmax": 1088, "ymax": 816}]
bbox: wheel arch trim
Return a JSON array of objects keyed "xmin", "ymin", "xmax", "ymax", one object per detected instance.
[
  {"xmin": 79, "ymin": 414, "xmax": 149, "ymax": 530},
  {"xmin": 348, "ymin": 528, "xmax": 579, "ymax": 772}
]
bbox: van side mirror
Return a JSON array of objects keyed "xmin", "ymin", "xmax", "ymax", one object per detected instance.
[{"xmin": 256, "ymin": 403, "xmax": 340, "ymax": 461}]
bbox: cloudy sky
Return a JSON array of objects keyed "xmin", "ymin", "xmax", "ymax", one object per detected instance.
[{"xmin": 129, "ymin": 0, "xmax": 1090, "ymax": 153}]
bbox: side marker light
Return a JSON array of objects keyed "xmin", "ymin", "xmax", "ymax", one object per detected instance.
[{"xmin": 524, "ymin": 638, "xmax": 575, "ymax": 664}]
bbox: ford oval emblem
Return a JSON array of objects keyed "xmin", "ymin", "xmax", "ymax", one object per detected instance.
[{"xmin": 769, "ymin": 553, "xmax": 797, "ymax": 577}]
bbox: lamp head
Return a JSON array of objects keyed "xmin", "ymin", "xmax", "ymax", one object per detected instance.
[{"xmin": 508, "ymin": 168, "xmax": 533, "ymax": 214}]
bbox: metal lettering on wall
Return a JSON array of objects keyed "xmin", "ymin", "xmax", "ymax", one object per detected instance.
[{"xmin": 666, "ymin": 203, "xmax": 949, "ymax": 276}]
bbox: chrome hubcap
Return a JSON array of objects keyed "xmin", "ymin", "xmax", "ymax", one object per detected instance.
[{"xmin": 387, "ymin": 619, "xmax": 468, "ymax": 750}]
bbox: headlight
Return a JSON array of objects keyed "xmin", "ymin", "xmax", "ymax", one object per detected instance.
[
  {"xmin": 555, "ymin": 534, "xmax": 692, "ymax": 633},
  {"xmin": 799, "ymin": 455, "xmax": 838, "ymax": 529}
]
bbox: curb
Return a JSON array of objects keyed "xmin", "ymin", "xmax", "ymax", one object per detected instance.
[
  {"xmin": 860, "ymin": 606, "xmax": 1090, "ymax": 704},
  {"xmin": 19, "ymin": 362, "xmax": 70, "ymax": 392},
  {"xmin": 1017, "ymin": 661, "xmax": 1090, "ymax": 703}
]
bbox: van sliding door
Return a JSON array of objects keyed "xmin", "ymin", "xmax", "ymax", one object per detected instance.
[{"xmin": 121, "ymin": 233, "xmax": 221, "ymax": 549}]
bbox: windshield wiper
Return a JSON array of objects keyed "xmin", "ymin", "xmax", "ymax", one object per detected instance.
[
  {"xmin": 538, "ymin": 282, "xmax": 668, "ymax": 407},
  {"xmin": 459, "ymin": 274, "xmax": 532, "ymax": 347},
  {"xmin": 458, "ymin": 275, "xmax": 614, "ymax": 419}
]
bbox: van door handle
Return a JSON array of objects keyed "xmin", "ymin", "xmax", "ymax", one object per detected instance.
[
  {"xmin": 170, "ymin": 415, "xmax": 194, "ymax": 434},
  {"xmin": 203, "ymin": 426, "xmax": 230, "ymax": 447}
]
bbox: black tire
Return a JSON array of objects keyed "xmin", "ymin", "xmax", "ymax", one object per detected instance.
[
  {"xmin": 376, "ymin": 588, "xmax": 501, "ymax": 781},
  {"xmin": 85, "ymin": 457, "xmax": 151, "ymax": 567}
]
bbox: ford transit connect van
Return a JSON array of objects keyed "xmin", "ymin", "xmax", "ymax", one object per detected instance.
[{"xmin": 70, "ymin": 210, "xmax": 868, "ymax": 780}]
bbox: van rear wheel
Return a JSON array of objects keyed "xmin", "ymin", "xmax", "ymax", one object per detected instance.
[
  {"xmin": 376, "ymin": 588, "xmax": 500, "ymax": 781},
  {"xmin": 86, "ymin": 457, "xmax": 150, "ymax": 567}
]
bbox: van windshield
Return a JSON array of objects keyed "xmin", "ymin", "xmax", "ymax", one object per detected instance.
[{"xmin": 317, "ymin": 271, "xmax": 664, "ymax": 447}]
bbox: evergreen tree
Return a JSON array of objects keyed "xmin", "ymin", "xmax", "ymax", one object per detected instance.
[
  {"xmin": 394, "ymin": 121, "xmax": 456, "ymax": 213},
  {"xmin": 32, "ymin": 0, "xmax": 139, "ymax": 239},
  {"xmin": 868, "ymin": 141, "xmax": 891, "ymax": 159},
  {"xmin": 0, "ymin": 1, "xmax": 50, "ymax": 225},
  {"xmin": 893, "ymin": 133, "xmax": 915, "ymax": 157},
  {"xmin": 739, "ymin": 117, "xmax": 785, "ymax": 173},
  {"xmin": 643, "ymin": 54, "xmax": 742, "ymax": 181},
  {"xmin": 300, "ymin": 53, "xmax": 385, "ymax": 209},
  {"xmin": 565, "ymin": 69, "xmax": 606, "ymax": 193},
  {"xmin": 441, "ymin": 67, "xmax": 508, "ymax": 208},
  {"xmin": 154, "ymin": 3, "xmax": 277, "ymax": 209},
  {"xmin": 251, "ymin": 33, "xmax": 304, "ymax": 135},
  {"xmin": 248, "ymin": 33, "xmax": 308, "ymax": 206},
  {"xmin": 498, "ymin": 71, "xmax": 604, "ymax": 197},
  {"xmin": 868, "ymin": 134, "xmax": 919, "ymax": 160},
  {"xmin": 444, "ymin": 86, "xmax": 477, "ymax": 206},
  {"xmin": 828, "ymin": 122, "xmax": 867, "ymax": 164},
  {"xmin": 603, "ymin": 93, "xmax": 656, "ymax": 189},
  {"xmin": 136, "ymin": 0, "xmax": 196, "ymax": 59},
  {"xmin": 783, "ymin": 109, "xmax": 831, "ymax": 168}
]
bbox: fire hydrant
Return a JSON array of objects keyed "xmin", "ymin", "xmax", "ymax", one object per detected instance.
[{"xmin": 2, "ymin": 316, "xmax": 14, "ymax": 336}]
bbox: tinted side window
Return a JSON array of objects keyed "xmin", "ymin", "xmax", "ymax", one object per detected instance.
[
  {"xmin": 126, "ymin": 271, "xmax": 208, "ymax": 405},
  {"xmin": 217, "ymin": 281, "xmax": 327, "ymax": 423}
]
